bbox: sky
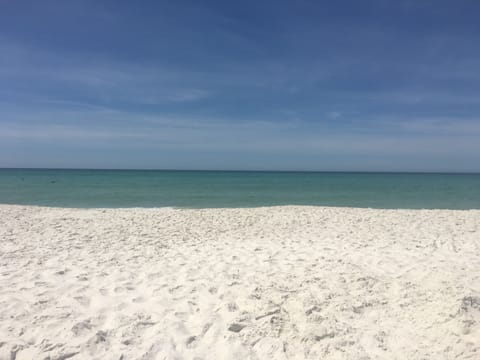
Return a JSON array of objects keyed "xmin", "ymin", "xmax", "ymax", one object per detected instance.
[{"xmin": 1, "ymin": 0, "xmax": 480, "ymax": 172}]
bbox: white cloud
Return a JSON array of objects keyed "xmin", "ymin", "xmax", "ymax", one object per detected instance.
[{"xmin": 326, "ymin": 111, "xmax": 341, "ymax": 119}]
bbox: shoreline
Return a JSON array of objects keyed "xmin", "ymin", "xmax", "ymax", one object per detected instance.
[
  {"xmin": 2, "ymin": 203, "xmax": 480, "ymax": 211},
  {"xmin": 1, "ymin": 205, "xmax": 479, "ymax": 359}
]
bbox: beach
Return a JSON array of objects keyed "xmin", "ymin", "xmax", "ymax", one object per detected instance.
[{"xmin": 0, "ymin": 205, "xmax": 479, "ymax": 359}]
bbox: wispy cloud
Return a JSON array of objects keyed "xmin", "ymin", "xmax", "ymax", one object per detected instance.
[
  {"xmin": 0, "ymin": 39, "xmax": 214, "ymax": 106},
  {"xmin": 326, "ymin": 111, "xmax": 342, "ymax": 119},
  {"xmin": 372, "ymin": 116, "xmax": 480, "ymax": 135},
  {"xmin": 2, "ymin": 108, "xmax": 479, "ymax": 159}
]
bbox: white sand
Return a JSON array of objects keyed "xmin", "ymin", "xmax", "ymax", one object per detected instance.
[{"xmin": 0, "ymin": 205, "xmax": 479, "ymax": 360}]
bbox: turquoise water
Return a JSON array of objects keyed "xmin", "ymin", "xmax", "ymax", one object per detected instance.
[{"xmin": 0, "ymin": 169, "xmax": 479, "ymax": 209}]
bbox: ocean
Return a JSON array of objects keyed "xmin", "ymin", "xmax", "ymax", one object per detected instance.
[{"xmin": 0, "ymin": 169, "xmax": 479, "ymax": 209}]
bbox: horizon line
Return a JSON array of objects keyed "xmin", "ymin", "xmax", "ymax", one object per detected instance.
[{"xmin": 1, "ymin": 167, "xmax": 480, "ymax": 175}]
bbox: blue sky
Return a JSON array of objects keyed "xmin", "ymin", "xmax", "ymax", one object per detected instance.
[{"xmin": 1, "ymin": 0, "xmax": 480, "ymax": 171}]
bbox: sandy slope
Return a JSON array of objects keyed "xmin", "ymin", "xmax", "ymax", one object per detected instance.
[{"xmin": 0, "ymin": 205, "xmax": 479, "ymax": 360}]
